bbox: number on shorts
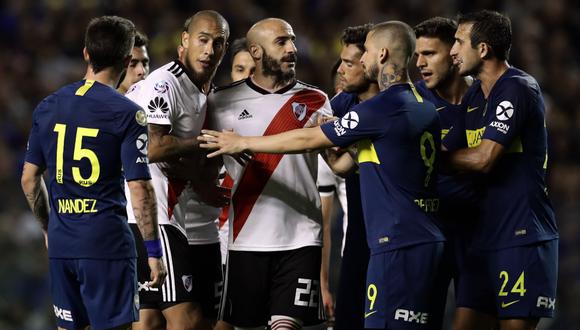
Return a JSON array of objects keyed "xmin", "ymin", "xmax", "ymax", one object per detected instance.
[
  {"xmin": 499, "ymin": 270, "xmax": 526, "ymax": 297},
  {"xmin": 294, "ymin": 278, "xmax": 319, "ymax": 307},
  {"xmin": 367, "ymin": 284, "xmax": 378, "ymax": 311}
]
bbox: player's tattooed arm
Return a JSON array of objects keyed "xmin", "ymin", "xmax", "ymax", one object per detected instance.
[
  {"xmin": 128, "ymin": 180, "xmax": 159, "ymax": 241},
  {"xmin": 378, "ymin": 63, "xmax": 405, "ymax": 91},
  {"xmin": 147, "ymin": 123, "xmax": 200, "ymax": 163},
  {"xmin": 21, "ymin": 162, "xmax": 49, "ymax": 231}
]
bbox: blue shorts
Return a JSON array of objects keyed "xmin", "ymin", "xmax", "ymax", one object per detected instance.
[
  {"xmin": 458, "ymin": 239, "xmax": 558, "ymax": 319},
  {"xmin": 364, "ymin": 242, "xmax": 448, "ymax": 330},
  {"xmin": 487, "ymin": 239, "xmax": 558, "ymax": 319},
  {"xmin": 49, "ymin": 258, "xmax": 138, "ymax": 329}
]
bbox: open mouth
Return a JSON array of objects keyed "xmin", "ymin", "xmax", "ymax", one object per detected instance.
[{"xmin": 421, "ymin": 72, "xmax": 433, "ymax": 80}]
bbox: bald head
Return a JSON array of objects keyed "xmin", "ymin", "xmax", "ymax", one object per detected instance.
[
  {"xmin": 245, "ymin": 18, "xmax": 297, "ymax": 86},
  {"xmin": 184, "ymin": 10, "xmax": 230, "ymax": 38},
  {"xmin": 368, "ymin": 21, "xmax": 416, "ymax": 66}
]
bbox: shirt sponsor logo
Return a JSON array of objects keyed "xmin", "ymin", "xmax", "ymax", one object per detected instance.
[
  {"xmin": 394, "ymin": 309, "xmax": 428, "ymax": 324},
  {"xmin": 148, "ymin": 96, "xmax": 169, "ymax": 113},
  {"xmin": 536, "ymin": 296, "xmax": 556, "ymax": 310},
  {"xmin": 490, "ymin": 121, "xmax": 510, "ymax": 134},
  {"xmin": 292, "ymin": 102, "xmax": 307, "ymax": 121},
  {"xmin": 333, "ymin": 119, "xmax": 346, "ymax": 136},
  {"xmin": 136, "ymin": 133, "xmax": 148, "ymax": 155},
  {"xmin": 496, "ymin": 100, "xmax": 514, "ymax": 121},
  {"xmin": 154, "ymin": 80, "xmax": 169, "ymax": 94},
  {"xmin": 341, "ymin": 111, "xmax": 359, "ymax": 129},
  {"xmin": 54, "ymin": 305, "xmax": 73, "ymax": 321},
  {"xmin": 238, "ymin": 109, "xmax": 253, "ymax": 120}
]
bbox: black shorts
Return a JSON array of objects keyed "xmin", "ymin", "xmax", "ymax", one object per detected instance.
[
  {"xmin": 188, "ymin": 243, "xmax": 223, "ymax": 320},
  {"xmin": 130, "ymin": 224, "xmax": 194, "ymax": 309},
  {"xmin": 220, "ymin": 246, "xmax": 324, "ymax": 327}
]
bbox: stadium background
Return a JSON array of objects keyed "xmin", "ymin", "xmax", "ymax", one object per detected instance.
[{"xmin": 0, "ymin": 0, "xmax": 578, "ymax": 328}]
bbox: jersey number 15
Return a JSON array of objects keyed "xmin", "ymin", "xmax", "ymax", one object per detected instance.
[{"xmin": 54, "ymin": 123, "xmax": 100, "ymax": 187}]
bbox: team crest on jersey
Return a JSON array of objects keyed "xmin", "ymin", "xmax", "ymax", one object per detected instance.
[
  {"xmin": 341, "ymin": 111, "xmax": 359, "ymax": 129},
  {"xmin": 496, "ymin": 101, "xmax": 514, "ymax": 121},
  {"xmin": 182, "ymin": 275, "xmax": 193, "ymax": 292},
  {"xmin": 154, "ymin": 80, "xmax": 169, "ymax": 94},
  {"xmin": 135, "ymin": 109, "xmax": 147, "ymax": 126},
  {"xmin": 148, "ymin": 96, "xmax": 169, "ymax": 113},
  {"xmin": 292, "ymin": 102, "xmax": 307, "ymax": 121}
]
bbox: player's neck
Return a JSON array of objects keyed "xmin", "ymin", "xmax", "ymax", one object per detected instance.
[
  {"xmin": 84, "ymin": 66, "xmax": 120, "ymax": 89},
  {"xmin": 433, "ymin": 76, "xmax": 469, "ymax": 105},
  {"xmin": 477, "ymin": 60, "xmax": 509, "ymax": 98},
  {"xmin": 378, "ymin": 63, "xmax": 410, "ymax": 91},
  {"xmin": 358, "ymin": 83, "xmax": 380, "ymax": 102},
  {"xmin": 251, "ymin": 72, "xmax": 294, "ymax": 93}
]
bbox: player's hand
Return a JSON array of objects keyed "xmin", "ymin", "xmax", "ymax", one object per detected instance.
[
  {"xmin": 198, "ymin": 129, "xmax": 248, "ymax": 158},
  {"xmin": 321, "ymin": 285, "xmax": 335, "ymax": 324},
  {"xmin": 147, "ymin": 257, "xmax": 167, "ymax": 289},
  {"xmin": 317, "ymin": 115, "xmax": 337, "ymax": 126},
  {"xmin": 194, "ymin": 184, "xmax": 231, "ymax": 208}
]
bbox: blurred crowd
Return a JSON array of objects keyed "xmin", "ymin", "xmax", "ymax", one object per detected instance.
[{"xmin": 0, "ymin": 0, "xmax": 578, "ymax": 328}]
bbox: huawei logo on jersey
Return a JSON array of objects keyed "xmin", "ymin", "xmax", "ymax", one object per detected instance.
[{"xmin": 148, "ymin": 96, "xmax": 169, "ymax": 113}]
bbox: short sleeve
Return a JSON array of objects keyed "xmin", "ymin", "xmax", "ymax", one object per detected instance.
[
  {"xmin": 317, "ymin": 155, "xmax": 336, "ymax": 197},
  {"xmin": 320, "ymin": 102, "xmax": 384, "ymax": 148},
  {"xmin": 121, "ymin": 108, "xmax": 151, "ymax": 181},
  {"xmin": 25, "ymin": 106, "xmax": 46, "ymax": 167},
  {"xmin": 482, "ymin": 80, "xmax": 526, "ymax": 147}
]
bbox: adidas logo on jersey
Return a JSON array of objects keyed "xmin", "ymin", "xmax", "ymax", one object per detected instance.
[
  {"xmin": 148, "ymin": 96, "xmax": 169, "ymax": 113},
  {"xmin": 238, "ymin": 109, "xmax": 253, "ymax": 120}
]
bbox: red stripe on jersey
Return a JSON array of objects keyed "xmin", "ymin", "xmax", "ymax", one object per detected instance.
[
  {"xmin": 218, "ymin": 173, "xmax": 234, "ymax": 228},
  {"xmin": 231, "ymin": 89, "xmax": 327, "ymax": 241},
  {"xmin": 167, "ymin": 178, "xmax": 186, "ymax": 219}
]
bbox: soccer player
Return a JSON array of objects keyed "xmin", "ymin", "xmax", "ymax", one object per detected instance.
[
  {"xmin": 230, "ymin": 37, "xmax": 256, "ymax": 82},
  {"xmin": 117, "ymin": 31, "xmax": 150, "ymax": 94},
  {"xmin": 124, "ymin": 10, "xmax": 229, "ymax": 330},
  {"xmin": 329, "ymin": 23, "xmax": 378, "ymax": 330},
  {"xmin": 444, "ymin": 10, "xmax": 558, "ymax": 330},
  {"xmin": 207, "ymin": 18, "xmax": 333, "ymax": 330},
  {"xmin": 200, "ymin": 21, "xmax": 449, "ymax": 330},
  {"xmin": 413, "ymin": 17, "xmax": 497, "ymax": 329},
  {"xmin": 21, "ymin": 16, "xmax": 166, "ymax": 330}
]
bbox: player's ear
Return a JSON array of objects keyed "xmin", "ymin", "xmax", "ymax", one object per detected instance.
[
  {"xmin": 181, "ymin": 31, "xmax": 190, "ymax": 48},
  {"xmin": 479, "ymin": 42, "xmax": 491, "ymax": 60},
  {"xmin": 82, "ymin": 47, "xmax": 90, "ymax": 63},
  {"xmin": 378, "ymin": 47, "xmax": 389, "ymax": 65},
  {"xmin": 249, "ymin": 43, "xmax": 262, "ymax": 61}
]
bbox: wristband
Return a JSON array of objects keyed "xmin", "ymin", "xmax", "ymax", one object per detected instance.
[{"xmin": 144, "ymin": 239, "xmax": 163, "ymax": 258}]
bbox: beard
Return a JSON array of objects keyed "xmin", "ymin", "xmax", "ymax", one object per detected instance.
[
  {"xmin": 262, "ymin": 50, "xmax": 297, "ymax": 85},
  {"xmin": 363, "ymin": 62, "xmax": 380, "ymax": 83},
  {"xmin": 343, "ymin": 77, "xmax": 372, "ymax": 94}
]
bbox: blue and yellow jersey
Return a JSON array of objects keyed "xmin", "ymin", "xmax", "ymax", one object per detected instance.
[
  {"xmin": 322, "ymin": 84, "xmax": 445, "ymax": 254},
  {"xmin": 25, "ymin": 80, "xmax": 151, "ymax": 259},
  {"xmin": 443, "ymin": 67, "xmax": 558, "ymax": 250},
  {"xmin": 414, "ymin": 80, "xmax": 482, "ymax": 218}
]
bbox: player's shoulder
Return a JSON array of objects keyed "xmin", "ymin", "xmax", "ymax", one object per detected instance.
[
  {"xmin": 413, "ymin": 79, "xmax": 429, "ymax": 95},
  {"xmin": 213, "ymin": 78, "xmax": 247, "ymax": 93},
  {"xmin": 295, "ymin": 80, "xmax": 328, "ymax": 97},
  {"xmin": 144, "ymin": 61, "xmax": 183, "ymax": 88},
  {"xmin": 497, "ymin": 67, "xmax": 540, "ymax": 96},
  {"xmin": 331, "ymin": 91, "xmax": 358, "ymax": 116}
]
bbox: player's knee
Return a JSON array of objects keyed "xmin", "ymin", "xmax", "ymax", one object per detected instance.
[{"xmin": 270, "ymin": 315, "xmax": 303, "ymax": 330}]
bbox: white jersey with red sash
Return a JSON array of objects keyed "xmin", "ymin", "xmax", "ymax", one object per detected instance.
[{"xmin": 208, "ymin": 78, "xmax": 332, "ymax": 251}]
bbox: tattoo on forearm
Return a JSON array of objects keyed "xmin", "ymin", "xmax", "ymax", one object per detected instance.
[
  {"xmin": 133, "ymin": 183, "xmax": 159, "ymax": 241},
  {"xmin": 24, "ymin": 179, "xmax": 49, "ymax": 231},
  {"xmin": 379, "ymin": 63, "xmax": 405, "ymax": 91}
]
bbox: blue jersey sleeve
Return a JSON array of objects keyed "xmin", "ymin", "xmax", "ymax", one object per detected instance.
[
  {"xmin": 442, "ymin": 108, "xmax": 467, "ymax": 151},
  {"xmin": 321, "ymin": 102, "xmax": 385, "ymax": 148},
  {"xmin": 482, "ymin": 79, "xmax": 526, "ymax": 147},
  {"xmin": 121, "ymin": 108, "xmax": 151, "ymax": 181},
  {"xmin": 25, "ymin": 101, "xmax": 49, "ymax": 167}
]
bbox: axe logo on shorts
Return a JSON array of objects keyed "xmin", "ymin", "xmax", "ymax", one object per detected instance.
[{"xmin": 182, "ymin": 275, "xmax": 193, "ymax": 292}]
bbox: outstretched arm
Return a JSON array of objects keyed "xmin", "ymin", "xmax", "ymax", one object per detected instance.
[
  {"xmin": 198, "ymin": 126, "xmax": 335, "ymax": 157},
  {"xmin": 147, "ymin": 123, "xmax": 200, "ymax": 163},
  {"xmin": 446, "ymin": 139, "xmax": 505, "ymax": 173}
]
